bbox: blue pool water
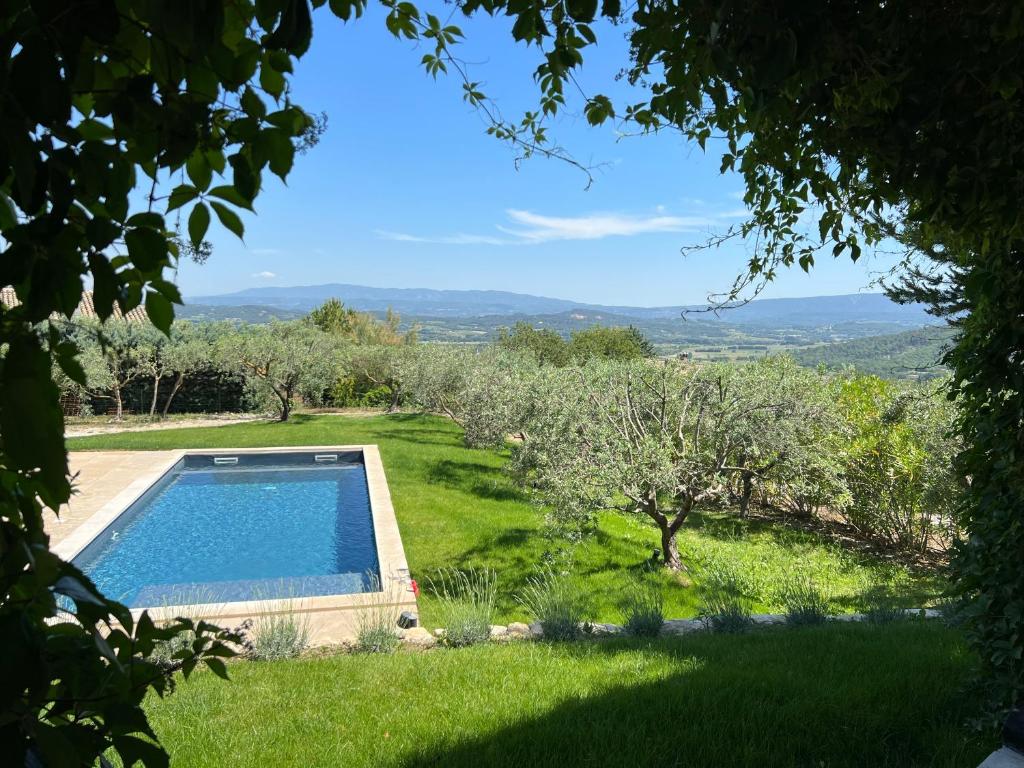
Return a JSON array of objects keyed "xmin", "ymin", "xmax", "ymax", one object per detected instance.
[{"xmin": 74, "ymin": 453, "xmax": 381, "ymax": 607}]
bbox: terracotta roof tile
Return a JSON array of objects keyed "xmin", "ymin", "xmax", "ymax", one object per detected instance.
[{"xmin": 0, "ymin": 287, "xmax": 150, "ymax": 323}]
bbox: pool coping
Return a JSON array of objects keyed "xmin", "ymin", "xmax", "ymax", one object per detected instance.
[{"xmin": 54, "ymin": 445, "xmax": 417, "ymax": 643}]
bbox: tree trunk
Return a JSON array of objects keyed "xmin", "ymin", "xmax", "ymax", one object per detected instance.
[
  {"xmin": 161, "ymin": 372, "xmax": 185, "ymax": 419},
  {"xmin": 275, "ymin": 384, "xmax": 291, "ymax": 421},
  {"xmin": 387, "ymin": 385, "xmax": 401, "ymax": 413},
  {"xmin": 738, "ymin": 471, "xmax": 754, "ymax": 518},
  {"xmin": 660, "ymin": 524, "xmax": 683, "ymax": 571},
  {"xmin": 148, "ymin": 374, "xmax": 161, "ymax": 417},
  {"xmin": 113, "ymin": 382, "xmax": 123, "ymax": 421}
]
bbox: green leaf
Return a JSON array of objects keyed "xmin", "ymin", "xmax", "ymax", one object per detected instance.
[
  {"xmin": 208, "ymin": 185, "xmax": 254, "ymax": 211},
  {"xmin": 205, "ymin": 657, "xmax": 230, "ymax": 680},
  {"xmin": 329, "ymin": 0, "xmax": 364, "ymax": 21},
  {"xmin": 186, "ymin": 152, "xmax": 213, "ymax": 191},
  {"xmin": 167, "ymin": 185, "xmax": 199, "ymax": 212},
  {"xmin": 188, "ymin": 202, "xmax": 210, "ymax": 247},
  {"xmin": 53, "ymin": 574, "xmax": 104, "ymax": 606},
  {"xmin": 112, "ymin": 735, "xmax": 170, "ymax": 768},
  {"xmin": 0, "ymin": 336, "xmax": 68, "ymax": 501},
  {"xmin": 260, "ymin": 54, "xmax": 286, "ymax": 98},
  {"xmin": 567, "ymin": 0, "xmax": 597, "ymax": 22},
  {"xmin": 145, "ymin": 290, "xmax": 175, "ymax": 333},
  {"xmin": 126, "ymin": 212, "xmax": 165, "ymax": 229},
  {"xmin": 151, "ymin": 278, "xmax": 184, "ymax": 304},
  {"xmin": 0, "ymin": 191, "xmax": 17, "ymax": 230},
  {"xmin": 54, "ymin": 342, "xmax": 87, "ymax": 386},
  {"xmin": 240, "ymin": 86, "xmax": 266, "ymax": 119},
  {"xmin": 210, "ymin": 201, "xmax": 244, "ymax": 239},
  {"xmin": 87, "ymin": 252, "xmax": 118, "ymax": 319},
  {"xmin": 260, "ymin": 128, "xmax": 295, "ymax": 180},
  {"xmin": 125, "ymin": 227, "xmax": 169, "ymax": 271},
  {"xmin": 230, "ymin": 154, "xmax": 259, "ymax": 202},
  {"xmin": 86, "ymin": 217, "xmax": 121, "ymax": 250}
]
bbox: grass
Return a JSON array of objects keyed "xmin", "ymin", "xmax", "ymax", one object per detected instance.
[
  {"xmin": 67, "ymin": 412, "xmax": 941, "ymax": 627},
  {"xmin": 138, "ymin": 622, "xmax": 990, "ymax": 767}
]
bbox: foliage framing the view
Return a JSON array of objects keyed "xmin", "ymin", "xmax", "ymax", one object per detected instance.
[
  {"xmin": 2, "ymin": 2, "xmax": 1022, "ymax": 764},
  {"xmin": 0, "ymin": 2, "xmax": 335, "ymax": 765}
]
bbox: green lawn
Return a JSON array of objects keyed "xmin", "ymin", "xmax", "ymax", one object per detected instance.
[
  {"xmin": 140, "ymin": 622, "xmax": 989, "ymax": 767},
  {"xmin": 68, "ymin": 413, "xmax": 940, "ymax": 626}
]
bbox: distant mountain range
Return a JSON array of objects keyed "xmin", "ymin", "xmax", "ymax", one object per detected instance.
[{"xmin": 188, "ymin": 283, "xmax": 934, "ymax": 329}]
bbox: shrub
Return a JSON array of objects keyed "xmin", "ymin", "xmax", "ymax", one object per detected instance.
[
  {"xmin": 330, "ymin": 375, "xmax": 357, "ymax": 407},
  {"xmin": 360, "ymin": 384, "xmax": 394, "ymax": 409},
  {"xmin": 621, "ymin": 574, "xmax": 664, "ymax": 637},
  {"xmin": 779, "ymin": 572, "xmax": 832, "ymax": 626},
  {"xmin": 517, "ymin": 569, "xmax": 589, "ymax": 641},
  {"xmin": 249, "ymin": 611, "xmax": 310, "ymax": 661},
  {"xmin": 428, "ymin": 567, "xmax": 497, "ymax": 648},
  {"xmin": 697, "ymin": 562, "xmax": 753, "ymax": 634}
]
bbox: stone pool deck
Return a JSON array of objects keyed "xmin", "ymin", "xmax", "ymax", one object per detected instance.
[{"xmin": 49, "ymin": 447, "xmax": 417, "ymax": 645}]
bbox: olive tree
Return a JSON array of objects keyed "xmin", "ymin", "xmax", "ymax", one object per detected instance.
[
  {"xmin": 514, "ymin": 359, "xmax": 827, "ymax": 570},
  {"xmin": 720, "ymin": 356, "xmax": 847, "ymax": 518},
  {"xmin": 158, "ymin": 322, "xmax": 221, "ymax": 418},
  {"xmin": 216, "ymin": 322, "xmax": 340, "ymax": 421},
  {"xmin": 69, "ymin": 319, "xmax": 160, "ymax": 420},
  {"xmin": 399, "ymin": 344, "xmax": 476, "ymax": 427}
]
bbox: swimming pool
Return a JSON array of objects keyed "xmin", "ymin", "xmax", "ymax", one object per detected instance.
[{"xmin": 74, "ymin": 450, "xmax": 382, "ymax": 608}]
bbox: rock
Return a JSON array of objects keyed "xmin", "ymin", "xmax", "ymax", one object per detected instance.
[
  {"xmin": 489, "ymin": 625, "xmax": 508, "ymax": 638},
  {"xmin": 750, "ymin": 613, "xmax": 786, "ymax": 626},
  {"xmin": 589, "ymin": 622, "xmax": 623, "ymax": 636},
  {"xmin": 902, "ymin": 608, "xmax": 941, "ymax": 619},
  {"xmin": 506, "ymin": 622, "xmax": 531, "ymax": 635},
  {"xmin": 401, "ymin": 627, "xmax": 436, "ymax": 647},
  {"xmin": 832, "ymin": 613, "xmax": 866, "ymax": 622},
  {"xmin": 528, "ymin": 622, "xmax": 544, "ymax": 638},
  {"xmin": 660, "ymin": 619, "xmax": 703, "ymax": 636},
  {"xmin": 433, "ymin": 628, "xmax": 446, "ymax": 638}
]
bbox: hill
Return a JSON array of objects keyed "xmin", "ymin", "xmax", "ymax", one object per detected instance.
[
  {"xmin": 792, "ymin": 326, "xmax": 955, "ymax": 380},
  {"xmin": 187, "ymin": 283, "xmax": 933, "ymax": 328}
]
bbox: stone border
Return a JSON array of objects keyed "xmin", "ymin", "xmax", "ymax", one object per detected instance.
[
  {"xmin": 399, "ymin": 609, "xmax": 943, "ymax": 648},
  {"xmin": 55, "ymin": 446, "xmax": 417, "ymax": 645}
]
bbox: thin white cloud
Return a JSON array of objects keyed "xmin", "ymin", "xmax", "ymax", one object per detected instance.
[
  {"xmin": 377, "ymin": 206, "xmax": 748, "ymax": 247},
  {"xmin": 497, "ymin": 209, "xmax": 715, "ymax": 242},
  {"xmin": 252, "ymin": 271, "xmax": 277, "ymax": 279},
  {"xmin": 375, "ymin": 230, "xmax": 511, "ymax": 246},
  {"xmin": 250, "ymin": 248, "xmax": 282, "ymax": 256}
]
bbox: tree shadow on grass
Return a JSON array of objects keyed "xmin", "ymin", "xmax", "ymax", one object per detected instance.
[
  {"xmin": 425, "ymin": 459, "xmax": 528, "ymax": 503},
  {"xmin": 368, "ymin": 428, "xmax": 464, "ymax": 448},
  {"xmin": 400, "ymin": 626, "xmax": 989, "ymax": 768}
]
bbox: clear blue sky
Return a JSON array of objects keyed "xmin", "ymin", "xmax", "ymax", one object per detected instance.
[{"xmin": 176, "ymin": 5, "xmax": 899, "ymax": 306}]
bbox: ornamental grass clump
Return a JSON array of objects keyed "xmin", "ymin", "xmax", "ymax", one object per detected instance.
[
  {"xmin": 862, "ymin": 591, "xmax": 909, "ymax": 625},
  {"xmin": 779, "ymin": 572, "xmax": 832, "ymax": 626},
  {"xmin": 517, "ymin": 568, "xmax": 589, "ymax": 641},
  {"xmin": 428, "ymin": 567, "xmax": 497, "ymax": 648},
  {"xmin": 354, "ymin": 573, "xmax": 402, "ymax": 654},
  {"xmin": 621, "ymin": 573, "xmax": 664, "ymax": 637},
  {"xmin": 249, "ymin": 611, "xmax": 310, "ymax": 661},
  {"xmin": 244, "ymin": 586, "xmax": 311, "ymax": 661},
  {"xmin": 697, "ymin": 562, "xmax": 754, "ymax": 634}
]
